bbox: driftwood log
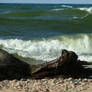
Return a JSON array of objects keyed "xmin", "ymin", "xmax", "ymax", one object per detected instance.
[
  {"xmin": 0, "ymin": 49, "xmax": 31, "ymax": 80},
  {"xmin": 31, "ymin": 49, "xmax": 92, "ymax": 79},
  {"xmin": 0, "ymin": 49, "xmax": 92, "ymax": 80}
]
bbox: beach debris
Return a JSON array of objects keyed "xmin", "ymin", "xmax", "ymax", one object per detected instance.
[
  {"xmin": 0, "ymin": 49, "xmax": 92, "ymax": 80},
  {"xmin": 31, "ymin": 49, "xmax": 92, "ymax": 79},
  {"xmin": 0, "ymin": 49, "xmax": 31, "ymax": 80}
]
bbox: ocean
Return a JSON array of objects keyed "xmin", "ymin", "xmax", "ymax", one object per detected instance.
[{"xmin": 0, "ymin": 3, "xmax": 92, "ymax": 64}]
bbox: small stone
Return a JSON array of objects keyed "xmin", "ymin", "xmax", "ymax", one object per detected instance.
[
  {"xmin": 83, "ymin": 79, "xmax": 88, "ymax": 82},
  {"xmin": 72, "ymin": 79, "xmax": 81, "ymax": 85},
  {"xmin": 0, "ymin": 84, "xmax": 3, "ymax": 90},
  {"xmin": 26, "ymin": 79, "xmax": 32, "ymax": 84},
  {"xmin": 46, "ymin": 89, "xmax": 50, "ymax": 92},
  {"xmin": 41, "ymin": 79, "xmax": 48, "ymax": 84},
  {"xmin": 68, "ymin": 77, "xmax": 73, "ymax": 81},
  {"xmin": 70, "ymin": 84, "xmax": 75, "ymax": 89},
  {"xmin": 20, "ymin": 78, "xmax": 27, "ymax": 81},
  {"xmin": 14, "ymin": 82, "xmax": 23, "ymax": 89}
]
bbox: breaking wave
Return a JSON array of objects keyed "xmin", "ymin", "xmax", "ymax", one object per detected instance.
[
  {"xmin": 0, "ymin": 34, "xmax": 92, "ymax": 62},
  {"xmin": 78, "ymin": 7, "xmax": 92, "ymax": 13}
]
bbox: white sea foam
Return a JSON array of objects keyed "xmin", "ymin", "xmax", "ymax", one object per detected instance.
[
  {"xmin": 0, "ymin": 34, "xmax": 92, "ymax": 62},
  {"xmin": 61, "ymin": 5, "xmax": 72, "ymax": 8},
  {"xmin": 51, "ymin": 5, "xmax": 72, "ymax": 11},
  {"xmin": 78, "ymin": 7, "xmax": 92, "ymax": 13},
  {"xmin": 72, "ymin": 16, "xmax": 79, "ymax": 19},
  {"xmin": 51, "ymin": 8, "xmax": 64, "ymax": 11}
]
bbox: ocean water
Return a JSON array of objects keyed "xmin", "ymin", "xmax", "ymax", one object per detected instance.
[{"xmin": 0, "ymin": 3, "xmax": 92, "ymax": 64}]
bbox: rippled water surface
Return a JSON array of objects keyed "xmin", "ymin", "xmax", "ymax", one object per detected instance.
[{"xmin": 0, "ymin": 4, "xmax": 92, "ymax": 63}]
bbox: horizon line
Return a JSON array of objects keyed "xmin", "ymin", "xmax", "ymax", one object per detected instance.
[{"xmin": 0, "ymin": 2, "xmax": 92, "ymax": 5}]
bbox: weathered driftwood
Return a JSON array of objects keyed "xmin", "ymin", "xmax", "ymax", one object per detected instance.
[
  {"xmin": 31, "ymin": 49, "xmax": 92, "ymax": 79},
  {"xmin": 0, "ymin": 49, "xmax": 92, "ymax": 80},
  {"xmin": 0, "ymin": 49, "xmax": 31, "ymax": 80}
]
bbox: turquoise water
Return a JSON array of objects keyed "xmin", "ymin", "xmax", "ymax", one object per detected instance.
[{"xmin": 0, "ymin": 4, "xmax": 92, "ymax": 64}]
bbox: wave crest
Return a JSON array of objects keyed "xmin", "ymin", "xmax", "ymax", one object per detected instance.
[
  {"xmin": 78, "ymin": 7, "xmax": 92, "ymax": 13},
  {"xmin": 0, "ymin": 34, "xmax": 92, "ymax": 62}
]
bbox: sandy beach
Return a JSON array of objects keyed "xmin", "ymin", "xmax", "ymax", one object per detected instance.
[{"xmin": 0, "ymin": 77, "xmax": 92, "ymax": 92}]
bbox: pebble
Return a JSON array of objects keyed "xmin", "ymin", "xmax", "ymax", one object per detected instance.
[
  {"xmin": 0, "ymin": 77, "xmax": 91, "ymax": 92},
  {"xmin": 68, "ymin": 77, "xmax": 73, "ymax": 81},
  {"xmin": 41, "ymin": 79, "xmax": 48, "ymax": 84},
  {"xmin": 83, "ymin": 78, "xmax": 88, "ymax": 82}
]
